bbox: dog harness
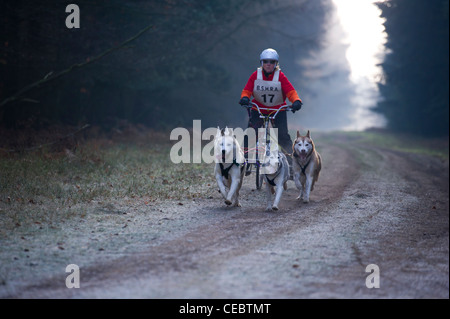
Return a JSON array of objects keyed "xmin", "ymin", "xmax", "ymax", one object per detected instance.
[
  {"xmin": 219, "ymin": 160, "xmax": 245, "ymax": 179},
  {"xmin": 264, "ymin": 159, "xmax": 283, "ymax": 186},
  {"xmin": 294, "ymin": 152, "xmax": 312, "ymax": 174}
]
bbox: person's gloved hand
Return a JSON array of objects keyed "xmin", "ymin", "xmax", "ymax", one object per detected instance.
[
  {"xmin": 292, "ymin": 100, "xmax": 303, "ymax": 113},
  {"xmin": 239, "ymin": 97, "xmax": 250, "ymax": 107}
]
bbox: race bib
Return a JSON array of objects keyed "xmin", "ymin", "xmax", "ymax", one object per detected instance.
[{"xmin": 253, "ymin": 69, "xmax": 284, "ymax": 107}]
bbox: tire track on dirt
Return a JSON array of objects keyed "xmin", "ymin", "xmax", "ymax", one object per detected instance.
[
  {"xmin": 9, "ymin": 140, "xmax": 359, "ymax": 298},
  {"xmin": 9, "ymin": 134, "xmax": 448, "ymax": 298},
  {"xmin": 328, "ymin": 144, "xmax": 449, "ymax": 298}
]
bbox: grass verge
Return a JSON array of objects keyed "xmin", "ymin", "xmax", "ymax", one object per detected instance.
[
  {"xmin": 0, "ymin": 130, "xmax": 216, "ymax": 235},
  {"xmin": 333, "ymin": 130, "xmax": 449, "ymax": 161}
]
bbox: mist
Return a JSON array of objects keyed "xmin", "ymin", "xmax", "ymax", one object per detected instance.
[
  {"xmin": 205, "ymin": 0, "xmax": 388, "ymax": 133},
  {"xmin": 291, "ymin": 0, "xmax": 387, "ymax": 132}
]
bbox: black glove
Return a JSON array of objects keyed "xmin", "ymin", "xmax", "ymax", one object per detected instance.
[
  {"xmin": 292, "ymin": 100, "xmax": 302, "ymax": 113},
  {"xmin": 239, "ymin": 97, "xmax": 250, "ymax": 107}
]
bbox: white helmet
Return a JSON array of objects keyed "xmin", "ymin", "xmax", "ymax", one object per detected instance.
[{"xmin": 260, "ymin": 48, "xmax": 279, "ymax": 62}]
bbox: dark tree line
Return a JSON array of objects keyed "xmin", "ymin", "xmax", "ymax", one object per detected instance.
[
  {"xmin": 0, "ymin": 0, "xmax": 259, "ymax": 129},
  {"xmin": 0, "ymin": 0, "xmax": 328, "ymax": 131},
  {"xmin": 375, "ymin": 0, "xmax": 449, "ymax": 137}
]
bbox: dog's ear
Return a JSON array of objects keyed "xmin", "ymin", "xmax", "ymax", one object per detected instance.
[
  {"xmin": 224, "ymin": 126, "xmax": 231, "ymax": 136},
  {"xmin": 296, "ymin": 130, "xmax": 301, "ymax": 138},
  {"xmin": 217, "ymin": 127, "xmax": 223, "ymax": 137},
  {"xmin": 306, "ymin": 130, "xmax": 311, "ymax": 138}
]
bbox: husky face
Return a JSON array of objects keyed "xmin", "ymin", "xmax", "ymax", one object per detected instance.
[
  {"xmin": 293, "ymin": 133, "xmax": 314, "ymax": 160},
  {"xmin": 214, "ymin": 127, "xmax": 237, "ymax": 164},
  {"xmin": 261, "ymin": 150, "xmax": 280, "ymax": 175}
]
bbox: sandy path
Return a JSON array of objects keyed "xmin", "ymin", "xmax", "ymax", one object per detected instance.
[{"xmin": 2, "ymin": 133, "xmax": 448, "ymax": 298}]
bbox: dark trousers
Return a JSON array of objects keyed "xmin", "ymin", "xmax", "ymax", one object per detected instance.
[{"xmin": 244, "ymin": 109, "xmax": 293, "ymax": 161}]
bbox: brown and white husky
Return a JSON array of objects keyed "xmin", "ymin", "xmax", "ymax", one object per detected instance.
[{"xmin": 292, "ymin": 130, "xmax": 322, "ymax": 203}]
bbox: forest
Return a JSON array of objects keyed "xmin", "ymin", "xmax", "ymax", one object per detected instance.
[
  {"xmin": 376, "ymin": 0, "xmax": 449, "ymax": 137},
  {"xmin": 0, "ymin": 0, "xmax": 327, "ymax": 132},
  {"xmin": 0, "ymin": 0, "xmax": 448, "ymax": 137}
]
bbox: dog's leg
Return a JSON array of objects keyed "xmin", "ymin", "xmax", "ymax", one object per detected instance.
[
  {"xmin": 272, "ymin": 184, "xmax": 284, "ymax": 211},
  {"xmin": 303, "ymin": 175, "xmax": 312, "ymax": 203},
  {"xmin": 226, "ymin": 178, "xmax": 240, "ymax": 206},
  {"xmin": 232, "ymin": 180, "xmax": 242, "ymax": 207},
  {"xmin": 311, "ymin": 169, "xmax": 320, "ymax": 192},
  {"xmin": 215, "ymin": 174, "xmax": 228, "ymax": 200},
  {"xmin": 294, "ymin": 172, "xmax": 303, "ymax": 200},
  {"xmin": 233, "ymin": 188, "xmax": 241, "ymax": 207},
  {"xmin": 233, "ymin": 169, "xmax": 245, "ymax": 207},
  {"xmin": 265, "ymin": 183, "xmax": 273, "ymax": 211}
]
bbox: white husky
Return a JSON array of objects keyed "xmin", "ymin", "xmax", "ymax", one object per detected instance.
[
  {"xmin": 261, "ymin": 144, "xmax": 290, "ymax": 211},
  {"xmin": 214, "ymin": 127, "xmax": 246, "ymax": 207},
  {"xmin": 292, "ymin": 130, "xmax": 322, "ymax": 203}
]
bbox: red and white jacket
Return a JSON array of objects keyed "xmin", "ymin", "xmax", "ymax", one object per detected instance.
[{"xmin": 241, "ymin": 68, "xmax": 301, "ymax": 114}]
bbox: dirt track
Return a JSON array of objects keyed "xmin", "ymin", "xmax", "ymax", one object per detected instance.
[{"xmin": 1, "ymin": 133, "xmax": 448, "ymax": 299}]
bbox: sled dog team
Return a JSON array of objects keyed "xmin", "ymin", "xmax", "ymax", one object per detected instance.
[{"xmin": 214, "ymin": 127, "xmax": 322, "ymax": 211}]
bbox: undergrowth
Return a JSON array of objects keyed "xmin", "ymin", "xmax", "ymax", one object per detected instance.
[{"xmin": 0, "ymin": 132, "xmax": 215, "ymax": 232}]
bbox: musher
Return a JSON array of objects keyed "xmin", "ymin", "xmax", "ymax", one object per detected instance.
[{"xmin": 239, "ymin": 48, "xmax": 303, "ymax": 178}]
